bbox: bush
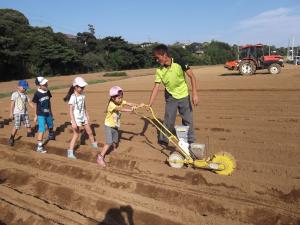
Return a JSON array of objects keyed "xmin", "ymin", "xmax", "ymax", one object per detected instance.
[{"xmin": 103, "ymin": 71, "xmax": 127, "ymax": 77}]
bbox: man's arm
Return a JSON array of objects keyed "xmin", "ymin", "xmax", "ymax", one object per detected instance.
[
  {"xmin": 186, "ymin": 69, "xmax": 198, "ymax": 106},
  {"xmin": 149, "ymin": 83, "xmax": 160, "ymax": 107}
]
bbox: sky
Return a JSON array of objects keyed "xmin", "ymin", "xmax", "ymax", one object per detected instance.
[{"xmin": 1, "ymin": 0, "xmax": 299, "ymax": 47}]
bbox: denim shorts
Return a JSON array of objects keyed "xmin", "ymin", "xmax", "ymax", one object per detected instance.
[{"xmin": 37, "ymin": 115, "xmax": 53, "ymax": 132}]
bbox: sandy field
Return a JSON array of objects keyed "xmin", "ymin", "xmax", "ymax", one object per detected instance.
[{"xmin": 0, "ymin": 64, "xmax": 299, "ymax": 225}]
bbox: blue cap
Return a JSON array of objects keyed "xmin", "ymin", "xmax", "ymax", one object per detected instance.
[{"xmin": 18, "ymin": 80, "xmax": 29, "ymax": 90}]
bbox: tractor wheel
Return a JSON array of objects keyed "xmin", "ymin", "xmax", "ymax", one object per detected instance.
[
  {"xmin": 239, "ymin": 61, "xmax": 255, "ymax": 75},
  {"xmin": 268, "ymin": 63, "xmax": 281, "ymax": 75}
]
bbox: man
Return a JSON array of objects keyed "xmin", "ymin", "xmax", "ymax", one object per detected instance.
[{"xmin": 149, "ymin": 44, "xmax": 198, "ymax": 146}]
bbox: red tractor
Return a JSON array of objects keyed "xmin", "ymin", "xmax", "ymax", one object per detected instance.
[{"xmin": 224, "ymin": 44, "xmax": 284, "ymax": 75}]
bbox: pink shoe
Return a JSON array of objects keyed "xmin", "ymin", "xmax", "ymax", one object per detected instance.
[{"xmin": 96, "ymin": 155, "xmax": 106, "ymax": 167}]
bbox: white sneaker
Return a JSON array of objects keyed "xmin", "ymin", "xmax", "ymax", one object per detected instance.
[
  {"xmin": 91, "ymin": 142, "xmax": 98, "ymax": 149},
  {"xmin": 67, "ymin": 149, "xmax": 76, "ymax": 159},
  {"xmin": 36, "ymin": 145, "xmax": 47, "ymax": 153}
]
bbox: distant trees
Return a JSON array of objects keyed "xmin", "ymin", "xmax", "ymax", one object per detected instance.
[
  {"xmin": 0, "ymin": 9, "xmax": 30, "ymax": 80},
  {"xmin": 0, "ymin": 9, "xmax": 288, "ymax": 82},
  {"xmin": 201, "ymin": 41, "xmax": 236, "ymax": 65}
]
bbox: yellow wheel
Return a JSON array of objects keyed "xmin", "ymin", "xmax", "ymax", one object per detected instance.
[
  {"xmin": 168, "ymin": 152, "xmax": 184, "ymax": 169},
  {"xmin": 211, "ymin": 152, "xmax": 236, "ymax": 175}
]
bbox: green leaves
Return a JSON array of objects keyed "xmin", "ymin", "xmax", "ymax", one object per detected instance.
[{"xmin": 0, "ymin": 9, "xmax": 288, "ymax": 82}]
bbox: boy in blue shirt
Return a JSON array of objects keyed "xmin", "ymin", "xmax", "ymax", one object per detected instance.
[{"xmin": 32, "ymin": 77, "xmax": 55, "ymax": 153}]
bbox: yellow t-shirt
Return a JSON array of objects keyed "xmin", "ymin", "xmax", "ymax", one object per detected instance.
[
  {"xmin": 155, "ymin": 58, "xmax": 190, "ymax": 99},
  {"xmin": 104, "ymin": 100, "xmax": 127, "ymax": 128}
]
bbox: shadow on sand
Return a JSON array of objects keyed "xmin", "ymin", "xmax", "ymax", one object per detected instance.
[{"xmin": 98, "ymin": 205, "xmax": 134, "ymax": 225}]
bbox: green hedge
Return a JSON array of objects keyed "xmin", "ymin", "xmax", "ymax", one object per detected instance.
[{"xmin": 103, "ymin": 71, "xmax": 127, "ymax": 77}]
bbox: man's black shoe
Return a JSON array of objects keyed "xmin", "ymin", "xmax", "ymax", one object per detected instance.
[{"xmin": 158, "ymin": 140, "xmax": 168, "ymax": 147}]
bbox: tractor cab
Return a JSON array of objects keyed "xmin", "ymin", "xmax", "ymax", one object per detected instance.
[{"xmin": 239, "ymin": 44, "xmax": 263, "ymax": 67}]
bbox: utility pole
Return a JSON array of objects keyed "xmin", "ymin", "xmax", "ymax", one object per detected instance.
[{"xmin": 287, "ymin": 37, "xmax": 295, "ymax": 62}]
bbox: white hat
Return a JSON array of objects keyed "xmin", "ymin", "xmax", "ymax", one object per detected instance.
[
  {"xmin": 73, "ymin": 77, "xmax": 88, "ymax": 87},
  {"xmin": 35, "ymin": 76, "xmax": 48, "ymax": 86}
]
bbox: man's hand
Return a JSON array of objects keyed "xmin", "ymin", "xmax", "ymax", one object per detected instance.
[{"xmin": 192, "ymin": 93, "xmax": 199, "ymax": 106}]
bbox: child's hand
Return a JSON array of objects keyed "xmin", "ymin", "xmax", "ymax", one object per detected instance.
[
  {"xmin": 144, "ymin": 104, "xmax": 151, "ymax": 111},
  {"xmin": 9, "ymin": 113, "xmax": 14, "ymax": 120},
  {"xmin": 71, "ymin": 123, "xmax": 78, "ymax": 129}
]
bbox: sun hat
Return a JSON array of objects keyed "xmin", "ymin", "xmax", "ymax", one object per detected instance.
[
  {"xmin": 18, "ymin": 80, "xmax": 29, "ymax": 90},
  {"xmin": 35, "ymin": 76, "xmax": 48, "ymax": 86},
  {"xmin": 73, "ymin": 77, "xmax": 88, "ymax": 87},
  {"xmin": 109, "ymin": 86, "xmax": 123, "ymax": 97}
]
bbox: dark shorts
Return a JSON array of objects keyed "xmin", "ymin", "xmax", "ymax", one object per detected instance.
[{"xmin": 104, "ymin": 125, "xmax": 119, "ymax": 145}]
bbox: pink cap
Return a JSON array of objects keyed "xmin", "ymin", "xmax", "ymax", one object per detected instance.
[{"xmin": 109, "ymin": 86, "xmax": 123, "ymax": 97}]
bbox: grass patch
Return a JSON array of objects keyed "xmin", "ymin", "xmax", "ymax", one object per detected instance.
[
  {"xmin": 103, "ymin": 71, "xmax": 127, "ymax": 77},
  {"xmin": 87, "ymin": 79, "xmax": 106, "ymax": 84},
  {"xmin": 0, "ymin": 93, "xmax": 11, "ymax": 98}
]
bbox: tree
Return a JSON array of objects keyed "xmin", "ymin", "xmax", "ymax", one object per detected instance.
[{"xmin": 88, "ymin": 24, "xmax": 95, "ymax": 36}]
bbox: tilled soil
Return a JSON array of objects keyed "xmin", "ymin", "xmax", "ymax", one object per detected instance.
[{"xmin": 0, "ymin": 64, "xmax": 299, "ymax": 225}]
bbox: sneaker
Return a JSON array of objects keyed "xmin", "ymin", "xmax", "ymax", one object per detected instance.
[
  {"xmin": 67, "ymin": 149, "xmax": 76, "ymax": 159},
  {"xmin": 48, "ymin": 132, "xmax": 55, "ymax": 140},
  {"xmin": 96, "ymin": 155, "xmax": 106, "ymax": 167},
  {"xmin": 36, "ymin": 145, "xmax": 47, "ymax": 153},
  {"xmin": 91, "ymin": 142, "xmax": 98, "ymax": 149},
  {"xmin": 8, "ymin": 137, "xmax": 14, "ymax": 146},
  {"xmin": 27, "ymin": 132, "xmax": 35, "ymax": 137}
]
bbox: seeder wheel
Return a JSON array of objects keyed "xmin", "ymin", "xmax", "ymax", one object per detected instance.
[
  {"xmin": 211, "ymin": 152, "xmax": 236, "ymax": 175},
  {"xmin": 168, "ymin": 152, "xmax": 184, "ymax": 169}
]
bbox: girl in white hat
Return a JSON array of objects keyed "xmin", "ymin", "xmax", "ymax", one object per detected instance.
[{"xmin": 63, "ymin": 77, "xmax": 98, "ymax": 159}]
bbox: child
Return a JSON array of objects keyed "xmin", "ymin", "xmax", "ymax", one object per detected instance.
[
  {"xmin": 96, "ymin": 86, "xmax": 140, "ymax": 167},
  {"xmin": 63, "ymin": 77, "xmax": 98, "ymax": 159},
  {"xmin": 32, "ymin": 77, "xmax": 55, "ymax": 153},
  {"xmin": 8, "ymin": 80, "xmax": 35, "ymax": 146}
]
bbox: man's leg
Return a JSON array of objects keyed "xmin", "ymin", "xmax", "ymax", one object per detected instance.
[
  {"xmin": 159, "ymin": 95, "xmax": 178, "ymax": 144},
  {"xmin": 178, "ymin": 96, "xmax": 195, "ymax": 144}
]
